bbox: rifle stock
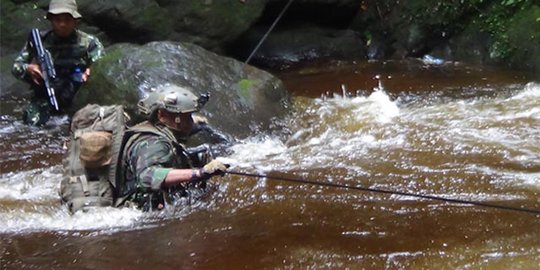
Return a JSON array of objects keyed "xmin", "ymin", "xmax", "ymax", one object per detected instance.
[{"xmin": 30, "ymin": 28, "xmax": 59, "ymax": 111}]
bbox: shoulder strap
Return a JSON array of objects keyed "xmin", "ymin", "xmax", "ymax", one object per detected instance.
[
  {"xmin": 108, "ymin": 106, "xmax": 127, "ymax": 188},
  {"xmin": 114, "ymin": 121, "xmax": 175, "ymax": 201}
]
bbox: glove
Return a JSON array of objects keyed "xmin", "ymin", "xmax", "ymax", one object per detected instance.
[
  {"xmin": 192, "ymin": 115, "xmax": 208, "ymax": 125},
  {"xmin": 201, "ymin": 160, "xmax": 229, "ymax": 177}
]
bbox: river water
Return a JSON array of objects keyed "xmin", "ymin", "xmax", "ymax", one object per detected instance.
[{"xmin": 1, "ymin": 60, "xmax": 539, "ymax": 269}]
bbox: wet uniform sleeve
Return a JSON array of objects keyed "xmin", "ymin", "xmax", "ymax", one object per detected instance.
[
  {"xmin": 129, "ymin": 136, "xmax": 174, "ymax": 191},
  {"xmin": 12, "ymin": 41, "xmax": 32, "ymax": 81}
]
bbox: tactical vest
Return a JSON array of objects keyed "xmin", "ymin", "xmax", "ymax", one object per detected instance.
[
  {"xmin": 114, "ymin": 122, "xmax": 195, "ymax": 208},
  {"xmin": 39, "ymin": 30, "xmax": 98, "ymax": 108},
  {"xmin": 115, "ymin": 122, "xmax": 213, "ymax": 210},
  {"xmin": 41, "ymin": 29, "xmax": 91, "ymax": 78}
]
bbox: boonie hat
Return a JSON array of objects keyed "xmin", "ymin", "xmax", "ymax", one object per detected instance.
[
  {"xmin": 79, "ymin": 131, "xmax": 112, "ymax": 168},
  {"xmin": 48, "ymin": 0, "xmax": 82, "ymax": 19}
]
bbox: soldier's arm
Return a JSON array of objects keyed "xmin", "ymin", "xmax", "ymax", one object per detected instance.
[
  {"xmin": 162, "ymin": 169, "xmax": 202, "ymax": 187},
  {"xmin": 134, "ymin": 140, "xmax": 201, "ymax": 188},
  {"xmin": 132, "ymin": 138, "xmax": 175, "ymax": 191},
  {"xmin": 132, "ymin": 137, "xmax": 201, "ymax": 190},
  {"xmin": 12, "ymin": 43, "xmax": 33, "ymax": 81},
  {"xmin": 132, "ymin": 138, "xmax": 223, "ymax": 190},
  {"xmin": 82, "ymin": 35, "xmax": 104, "ymax": 82}
]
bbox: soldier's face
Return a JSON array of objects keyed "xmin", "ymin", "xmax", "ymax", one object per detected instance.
[
  {"xmin": 158, "ymin": 110, "xmax": 194, "ymax": 137},
  {"xmin": 48, "ymin": 13, "xmax": 76, "ymax": 38}
]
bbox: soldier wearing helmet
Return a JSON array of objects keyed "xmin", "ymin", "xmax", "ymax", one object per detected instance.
[
  {"xmin": 12, "ymin": 0, "xmax": 104, "ymax": 126},
  {"xmin": 115, "ymin": 85, "xmax": 228, "ymax": 210}
]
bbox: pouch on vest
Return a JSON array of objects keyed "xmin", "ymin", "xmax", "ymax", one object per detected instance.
[{"xmin": 60, "ymin": 104, "xmax": 129, "ymax": 213}]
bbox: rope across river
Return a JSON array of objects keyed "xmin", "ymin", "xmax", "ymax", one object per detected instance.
[
  {"xmin": 226, "ymin": 171, "xmax": 540, "ymax": 215},
  {"xmin": 224, "ymin": 0, "xmax": 540, "ymax": 217}
]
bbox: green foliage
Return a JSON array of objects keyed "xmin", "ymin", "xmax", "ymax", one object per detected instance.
[
  {"xmin": 402, "ymin": 0, "xmax": 481, "ymax": 28},
  {"xmin": 386, "ymin": 0, "xmax": 538, "ymax": 69},
  {"xmin": 364, "ymin": 31, "xmax": 373, "ymax": 46},
  {"xmin": 504, "ymin": 5, "xmax": 540, "ymax": 70},
  {"xmin": 474, "ymin": 0, "xmax": 534, "ymax": 60}
]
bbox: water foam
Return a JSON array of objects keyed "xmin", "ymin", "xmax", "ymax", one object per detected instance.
[
  {"xmin": 318, "ymin": 89, "xmax": 400, "ymax": 124},
  {"xmin": 0, "ymin": 167, "xmax": 60, "ymax": 201},
  {"xmin": 1, "ymin": 206, "xmax": 144, "ymax": 234},
  {"xmin": 402, "ymin": 82, "xmax": 540, "ymax": 168},
  {"xmin": 226, "ymin": 89, "xmax": 403, "ymax": 174},
  {"xmin": 0, "ymin": 166, "xmax": 145, "ymax": 234}
]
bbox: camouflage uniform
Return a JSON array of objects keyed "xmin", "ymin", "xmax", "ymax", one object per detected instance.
[
  {"xmin": 12, "ymin": 29, "xmax": 104, "ymax": 125},
  {"xmin": 118, "ymin": 122, "xmax": 196, "ymax": 210},
  {"xmin": 115, "ymin": 85, "xmax": 216, "ymax": 211}
]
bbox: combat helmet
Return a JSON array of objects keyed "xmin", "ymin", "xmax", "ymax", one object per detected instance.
[{"xmin": 138, "ymin": 85, "xmax": 207, "ymax": 116}]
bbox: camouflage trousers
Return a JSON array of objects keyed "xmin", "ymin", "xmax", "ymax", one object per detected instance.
[{"xmin": 22, "ymin": 98, "xmax": 53, "ymax": 126}]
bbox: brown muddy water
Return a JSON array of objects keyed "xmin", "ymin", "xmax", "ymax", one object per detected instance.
[{"xmin": 1, "ymin": 60, "xmax": 539, "ymax": 269}]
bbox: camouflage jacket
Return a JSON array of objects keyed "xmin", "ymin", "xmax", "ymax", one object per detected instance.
[
  {"xmin": 120, "ymin": 122, "xmax": 193, "ymax": 199},
  {"xmin": 12, "ymin": 28, "xmax": 104, "ymax": 82}
]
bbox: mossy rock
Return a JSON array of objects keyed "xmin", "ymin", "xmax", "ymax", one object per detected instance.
[{"xmin": 72, "ymin": 41, "xmax": 290, "ymax": 138}]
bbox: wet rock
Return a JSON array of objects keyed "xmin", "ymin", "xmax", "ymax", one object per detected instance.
[
  {"xmin": 0, "ymin": 52, "xmax": 26, "ymax": 98},
  {"xmin": 72, "ymin": 41, "xmax": 290, "ymax": 138},
  {"xmin": 76, "ymin": 0, "xmax": 268, "ymax": 51},
  {"xmin": 0, "ymin": 1, "xmax": 49, "ymax": 54},
  {"xmin": 1, "ymin": 0, "xmax": 538, "ymax": 77},
  {"xmin": 231, "ymin": 24, "xmax": 366, "ymax": 69}
]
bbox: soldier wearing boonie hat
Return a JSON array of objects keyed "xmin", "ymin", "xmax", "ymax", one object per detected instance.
[
  {"xmin": 12, "ymin": 0, "xmax": 105, "ymax": 126},
  {"xmin": 47, "ymin": 0, "xmax": 83, "ymax": 19}
]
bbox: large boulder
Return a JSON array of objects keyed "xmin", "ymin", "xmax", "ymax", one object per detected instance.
[
  {"xmin": 1, "ymin": 0, "xmax": 268, "ymax": 53},
  {"xmin": 0, "ymin": 53, "xmax": 25, "ymax": 98},
  {"xmin": 1, "ymin": 0, "xmax": 538, "ymax": 78},
  {"xmin": 0, "ymin": 1, "xmax": 49, "ymax": 55},
  {"xmin": 72, "ymin": 41, "xmax": 290, "ymax": 138},
  {"xmin": 76, "ymin": 0, "xmax": 268, "ymax": 52}
]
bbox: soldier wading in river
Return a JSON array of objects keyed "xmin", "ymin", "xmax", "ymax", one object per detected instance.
[
  {"xmin": 61, "ymin": 84, "xmax": 228, "ymax": 212},
  {"xmin": 12, "ymin": 0, "xmax": 104, "ymax": 126},
  {"xmin": 116, "ymin": 85, "xmax": 229, "ymax": 210}
]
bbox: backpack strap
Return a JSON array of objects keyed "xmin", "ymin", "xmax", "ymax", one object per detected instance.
[
  {"xmin": 108, "ymin": 106, "xmax": 127, "ymax": 188},
  {"xmin": 79, "ymin": 175, "xmax": 90, "ymax": 196},
  {"xmin": 114, "ymin": 121, "xmax": 188, "ymax": 207}
]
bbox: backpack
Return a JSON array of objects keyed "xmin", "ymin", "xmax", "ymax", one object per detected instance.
[{"xmin": 60, "ymin": 104, "xmax": 129, "ymax": 213}]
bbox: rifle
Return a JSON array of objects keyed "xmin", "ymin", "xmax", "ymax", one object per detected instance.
[{"xmin": 29, "ymin": 28, "xmax": 60, "ymax": 111}]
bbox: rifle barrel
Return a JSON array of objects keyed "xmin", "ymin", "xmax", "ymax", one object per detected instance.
[{"xmin": 30, "ymin": 28, "xmax": 59, "ymax": 111}]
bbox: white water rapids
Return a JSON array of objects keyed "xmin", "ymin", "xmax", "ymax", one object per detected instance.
[{"xmin": 1, "ymin": 82, "xmax": 538, "ymax": 234}]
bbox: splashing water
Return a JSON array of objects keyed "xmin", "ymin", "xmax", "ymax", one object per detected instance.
[
  {"xmin": 228, "ymin": 82, "xmax": 540, "ymax": 200},
  {"xmin": 0, "ymin": 166, "xmax": 145, "ymax": 234},
  {"xmin": 1, "ymin": 62, "xmax": 539, "ymax": 269}
]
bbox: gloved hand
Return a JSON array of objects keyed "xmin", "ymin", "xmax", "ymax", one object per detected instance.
[
  {"xmin": 201, "ymin": 160, "xmax": 229, "ymax": 177},
  {"xmin": 192, "ymin": 115, "xmax": 208, "ymax": 126}
]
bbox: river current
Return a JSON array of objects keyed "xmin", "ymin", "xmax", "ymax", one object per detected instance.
[{"xmin": 1, "ymin": 60, "xmax": 539, "ymax": 269}]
